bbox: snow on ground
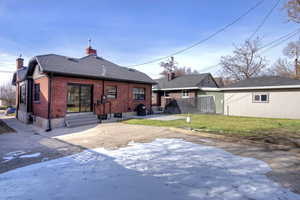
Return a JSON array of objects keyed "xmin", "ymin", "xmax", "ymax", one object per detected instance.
[
  {"xmin": 1, "ymin": 151, "xmax": 41, "ymax": 163},
  {"xmin": 0, "ymin": 139, "xmax": 300, "ymax": 200}
]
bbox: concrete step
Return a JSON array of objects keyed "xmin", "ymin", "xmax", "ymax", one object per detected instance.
[
  {"xmin": 66, "ymin": 115, "xmax": 98, "ymax": 123},
  {"xmin": 65, "ymin": 113, "xmax": 99, "ymax": 128},
  {"xmin": 65, "ymin": 112, "xmax": 95, "ymax": 120},
  {"xmin": 67, "ymin": 118, "xmax": 99, "ymax": 128}
]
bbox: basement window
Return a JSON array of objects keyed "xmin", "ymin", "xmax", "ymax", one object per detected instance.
[
  {"xmin": 34, "ymin": 84, "xmax": 40, "ymax": 102},
  {"xmin": 252, "ymin": 93, "xmax": 269, "ymax": 103},
  {"xmin": 20, "ymin": 85, "xmax": 26, "ymax": 104},
  {"xmin": 106, "ymin": 86, "xmax": 117, "ymax": 99},
  {"xmin": 133, "ymin": 88, "xmax": 145, "ymax": 100}
]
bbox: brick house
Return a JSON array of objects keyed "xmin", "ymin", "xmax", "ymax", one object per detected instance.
[
  {"xmin": 12, "ymin": 46, "xmax": 155, "ymax": 130},
  {"xmin": 152, "ymin": 73, "xmax": 223, "ymax": 114}
]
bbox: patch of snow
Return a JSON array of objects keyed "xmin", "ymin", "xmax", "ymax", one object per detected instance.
[
  {"xmin": 5, "ymin": 151, "xmax": 27, "ymax": 157},
  {"xmin": 0, "ymin": 139, "xmax": 300, "ymax": 200},
  {"xmin": 1, "ymin": 151, "xmax": 27, "ymax": 162},
  {"xmin": 198, "ymin": 138, "xmax": 213, "ymax": 143},
  {"xmin": 19, "ymin": 153, "xmax": 41, "ymax": 159}
]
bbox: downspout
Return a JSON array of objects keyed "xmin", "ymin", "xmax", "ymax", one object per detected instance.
[
  {"xmin": 16, "ymin": 83, "xmax": 19, "ymax": 119},
  {"xmin": 102, "ymin": 80, "xmax": 105, "ymax": 116},
  {"xmin": 46, "ymin": 73, "xmax": 52, "ymax": 132}
]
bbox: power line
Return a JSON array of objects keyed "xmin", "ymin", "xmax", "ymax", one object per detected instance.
[
  {"xmin": 260, "ymin": 30, "xmax": 300, "ymax": 53},
  {"xmin": 127, "ymin": 0, "xmax": 265, "ymax": 67},
  {"xmin": 199, "ymin": 28, "xmax": 300, "ymax": 73},
  {"xmin": 248, "ymin": 0, "xmax": 282, "ymax": 40}
]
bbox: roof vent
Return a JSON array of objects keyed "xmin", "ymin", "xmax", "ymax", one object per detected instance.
[
  {"xmin": 67, "ymin": 58, "xmax": 78, "ymax": 62},
  {"xmin": 128, "ymin": 68, "xmax": 136, "ymax": 72}
]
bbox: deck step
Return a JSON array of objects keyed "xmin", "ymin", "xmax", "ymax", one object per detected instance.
[{"xmin": 65, "ymin": 113, "xmax": 99, "ymax": 128}]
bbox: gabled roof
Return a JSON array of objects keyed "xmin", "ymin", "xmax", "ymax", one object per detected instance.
[
  {"xmin": 26, "ymin": 54, "xmax": 155, "ymax": 84},
  {"xmin": 153, "ymin": 73, "xmax": 218, "ymax": 90},
  {"xmin": 224, "ymin": 76, "xmax": 300, "ymax": 90},
  {"xmin": 12, "ymin": 67, "xmax": 29, "ymax": 85}
]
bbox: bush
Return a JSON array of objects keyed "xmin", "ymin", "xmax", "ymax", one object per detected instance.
[{"xmin": 0, "ymin": 106, "xmax": 7, "ymax": 110}]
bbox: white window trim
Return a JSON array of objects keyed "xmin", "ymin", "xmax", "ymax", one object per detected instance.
[
  {"xmin": 252, "ymin": 93, "xmax": 269, "ymax": 103},
  {"xmin": 182, "ymin": 90, "xmax": 189, "ymax": 98}
]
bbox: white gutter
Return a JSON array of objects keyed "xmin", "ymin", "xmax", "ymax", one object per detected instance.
[
  {"xmin": 152, "ymin": 87, "xmax": 222, "ymax": 91},
  {"xmin": 221, "ymin": 85, "xmax": 300, "ymax": 91},
  {"xmin": 199, "ymin": 87, "xmax": 222, "ymax": 91},
  {"xmin": 153, "ymin": 85, "xmax": 300, "ymax": 92},
  {"xmin": 152, "ymin": 87, "xmax": 200, "ymax": 91}
]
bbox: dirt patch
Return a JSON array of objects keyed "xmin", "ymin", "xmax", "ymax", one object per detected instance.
[
  {"xmin": 0, "ymin": 119, "xmax": 15, "ymax": 134},
  {"xmin": 189, "ymin": 127, "xmax": 300, "ymax": 149}
]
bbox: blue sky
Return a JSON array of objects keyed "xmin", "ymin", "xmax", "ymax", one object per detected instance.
[{"xmin": 0, "ymin": 0, "xmax": 298, "ymax": 84}]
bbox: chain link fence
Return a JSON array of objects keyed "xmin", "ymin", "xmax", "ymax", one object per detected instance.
[{"xmin": 164, "ymin": 96, "xmax": 216, "ymax": 114}]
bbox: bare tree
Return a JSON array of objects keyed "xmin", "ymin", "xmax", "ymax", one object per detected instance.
[
  {"xmin": 0, "ymin": 82, "xmax": 16, "ymax": 107},
  {"xmin": 160, "ymin": 57, "xmax": 199, "ymax": 77},
  {"xmin": 283, "ymin": 41, "xmax": 300, "ymax": 60},
  {"xmin": 220, "ymin": 38, "xmax": 267, "ymax": 81},
  {"xmin": 267, "ymin": 58, "xmax": 296, "ymax": 78},
  {"xmin": 284, "ymin": 0, "xmax": 300, "ymax": 23}
]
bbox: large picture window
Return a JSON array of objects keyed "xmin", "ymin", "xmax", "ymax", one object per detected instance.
[
  {"xmin": 67, "ymin": 84, "xmax": 93, "ymax": 113},
  {"xmin": 20, "ymin": 85, "xmax": 26, "ymax": 104},
  {"xmin": 133, "ymin": 88, "xmax": 145, "ymax": 100},
  {"xmin": 252, "ymin": 93, "xmax": 269, "ymax": 103},
  {"xmin": 34, "ymin": 84, "xmax": 40, "ymax": 102},
  {"xmin": 106, "ymin": 86, "xmax": 117, "ymax": 99}
]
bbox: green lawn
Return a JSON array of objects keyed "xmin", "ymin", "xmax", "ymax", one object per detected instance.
[{"xmin": 124, "ymin": 114, "xmax": 300, "ymax": 138}]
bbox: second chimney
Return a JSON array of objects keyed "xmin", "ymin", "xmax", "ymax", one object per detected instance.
[
  {"xmin": 296, "ymin": 59, "xmax": 300, "ymax": 79},
  {"xmin": 85, "ymin": 46, "xmax": 97, "ymax": 56},
  {"xmin": 16, "ymin": 57, "xmax": 24, "ymax": 70},
  {"xmin": 167, "ymin": 72, "xmax": 176, "ymax": 81}
]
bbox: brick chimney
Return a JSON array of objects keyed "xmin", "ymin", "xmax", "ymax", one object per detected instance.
[
  {"xmin": 296, "ymin": 59, "xmax": 300, "ymax": 79},
  {"xmin": 85, "ymin": 46, "xmax": 97, "ymax": 56},
  {"xmin": 167, "ymin": 72, "xmax": 176, "ymax": 81},
  {"xmin": 16, "ymin": 56, "xmax": 24, "ymax": 70},
  {"xmin": 85, "ymin": 39, "xmax": 97, "ymax": 56}
]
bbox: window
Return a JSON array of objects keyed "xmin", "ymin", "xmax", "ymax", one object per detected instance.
[
  {"xmin": 253, "ymin": 93, "xmax": 269, "ymax": 103},
  {"xmin": 182, "ymin": 90, "xmax": 189, "ymax": 98},
  {"xmin": 34, "ymin": 84, "xmax": 40, "ymax": 102},
  {"xmin": 20, "ymin": 85, "xmax": 26, "ymax": 104},
  {"xmin": 106, "ymin": 86, "xmax": 117, "ymax": 99},
  {"xmin": 133, "ymin": 88, "xmax": 145, "ymax": 100}
]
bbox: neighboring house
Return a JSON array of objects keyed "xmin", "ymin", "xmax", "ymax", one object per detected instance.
[
  {"xmin": 222, "ymin": 76, "xmax": 300, "ymax": 119},
  {"xmin": 12, "ymin": 45, "xmax": 155, "ymax": 130},
  {"xmin": 152, "ymin": 73, "xmax": 223, "ymax": 114}
]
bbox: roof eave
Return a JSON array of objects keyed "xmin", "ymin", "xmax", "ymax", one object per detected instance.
[
  {"xmin": 221, "ymin": 85, "xmax": 300, "ymax": 91},
  {"xmin": 44, "ymin": 71, "xmax": 156, "ymax": 85}
]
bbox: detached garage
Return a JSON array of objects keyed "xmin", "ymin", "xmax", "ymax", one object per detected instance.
[{"xmin": 222, "ymin": 76, "xmax": 300, "ymax": 119}]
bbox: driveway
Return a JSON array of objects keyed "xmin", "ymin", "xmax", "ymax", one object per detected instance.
[{"xmin": 1, "ymin": 117, "xmax": 300, "ymax": 198}]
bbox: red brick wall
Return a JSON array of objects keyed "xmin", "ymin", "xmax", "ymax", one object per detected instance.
[
  {"xmin": 49, "ymin": 76, "xmax": 152, "ymax": 118},
  {"xmin": 32, "ymin": 77, "xmax": 49, "ymax": 118}
]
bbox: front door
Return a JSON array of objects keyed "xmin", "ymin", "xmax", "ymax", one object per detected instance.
[{"xmin": 67, "ymin": 84, "xmax": 93, "ymax": 113}]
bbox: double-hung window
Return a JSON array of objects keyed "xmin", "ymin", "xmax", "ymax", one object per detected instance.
[
  {"xmin": 34, "ymin": 84, "xmax": 40, "ymax": 102},
  {"xmin": 253, "ymin": 93, "xmax": 269, "ymax": 103},
  {"xmin": 182, "ymin": 90, "xmax": 189, "ymax": 98},
  {"xmin": 133, "ymin": 88, "xmax": 145, "ymax": 100},
  {"xmin": 106, "ymin": 86, "xmax": 117, "ymax": 99},
  {"xmin": 20, "ymin": 85, "xmax": 26, "ymax": 104}
]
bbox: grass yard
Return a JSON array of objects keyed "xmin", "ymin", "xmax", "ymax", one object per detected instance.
[
  {"xmin": 125, "ymin": 115, "xmax": 300, "ymax": 144},
  {"xmin": 0, "ymin": 119, "xmax": 15, "ymax": 134}
]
